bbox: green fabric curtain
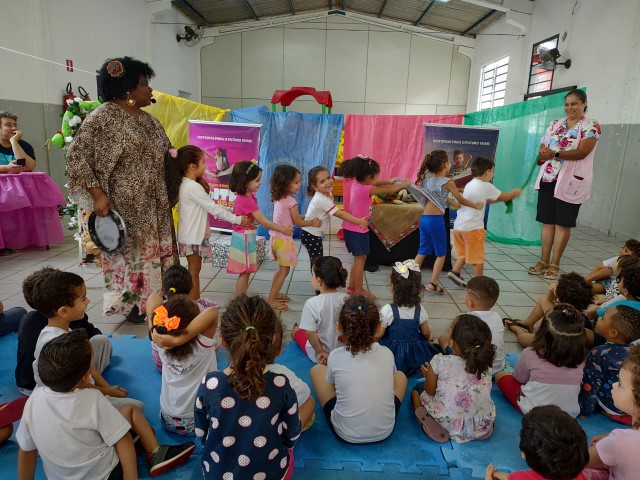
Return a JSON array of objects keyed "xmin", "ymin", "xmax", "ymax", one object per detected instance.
[{"xmin": 464, "ymin": 92, "xmax": 569, "ymax": 245}]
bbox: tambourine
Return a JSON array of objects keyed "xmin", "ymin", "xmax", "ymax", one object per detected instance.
[{"xmin": 87, "ymin": 210, "xmax": 127, "ymax": 252}]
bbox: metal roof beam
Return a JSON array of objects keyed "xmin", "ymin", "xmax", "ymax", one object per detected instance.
[
  {"xmin": 462, "ymin": 9, "xmax": 495, "ymax": 35},
  {"xmin": 414, "ymin": 1, "xmax": 435, "ymax": 26},
  {"xmin": 178, "ymin": 0, "xmax": 212, "ymax": 26},
  {"xmin": 378, "ymin": 0, "xmax": 389, "ymax": 18},
  {"xmin": 287, "ymin": 0, "xmax": 295, "ymax": 15},
  {"xmin": 242, "ymin": 0, "xmax": 259, "ymax": 21},
  {"xmin": 459, "ymin": 0, "xmax": 509, "ymax": 13}
]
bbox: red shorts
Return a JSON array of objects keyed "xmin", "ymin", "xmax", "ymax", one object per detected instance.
[{"xmin": 497, "ymin": 374, "xmax": 524, "ymax": 414}]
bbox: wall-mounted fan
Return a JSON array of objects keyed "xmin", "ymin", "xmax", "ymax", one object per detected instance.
[
  {"xmin": 176, "ymin": 25, "xmax": 204, "ymax": 46},
  {"xmin": 537, "ymin": 46, "xmax": 571, "ymax": 71}
]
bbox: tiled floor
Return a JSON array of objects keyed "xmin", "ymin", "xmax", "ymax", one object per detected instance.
[{"xmin": 0, "ymin": 219, "xmax": 624, "ymax": 355}]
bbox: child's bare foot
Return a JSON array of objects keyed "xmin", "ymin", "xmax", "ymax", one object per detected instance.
[
  {"xmin": 276, "ymin": 294, "xmax": 291, "ymax": 302},
  {"xmin": 270, "ymin": 301, "xmax": 289, "ymax": 312}
]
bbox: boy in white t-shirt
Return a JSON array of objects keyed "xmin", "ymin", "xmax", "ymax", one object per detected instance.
[
  {"xmin": 447, "ymin": 156, "xmax": 521, "ymax": 285},
  {"xmin": 439, "ymin": 276, "xmax": 504, "ymax": 375},
  {"xmin": 17, "ymin": 330, "xmax": 196, "ymax": 479}
]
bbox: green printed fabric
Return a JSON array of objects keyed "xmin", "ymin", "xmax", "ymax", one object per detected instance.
[{"xmin": 464, "ymin": 92, "xmax": 570, "ymax": 245}]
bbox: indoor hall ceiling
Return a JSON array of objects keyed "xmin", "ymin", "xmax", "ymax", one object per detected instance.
[{"xmin": 172, "ymin": 0, "xmax": 508, "ymax": 37}]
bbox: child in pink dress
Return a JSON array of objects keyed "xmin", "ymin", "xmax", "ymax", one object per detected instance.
[
  {"xmin": 267, "ymin": 165, "xmax": 320, "ymax": 311},
  {"xmin": 227, "ymin": 161, "xmax": 293, "ymax": 295}
]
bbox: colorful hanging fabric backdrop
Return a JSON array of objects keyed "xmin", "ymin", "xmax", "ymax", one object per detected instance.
[
  {"xmin": 464, "ymin": 92, "xmax": 568, "ymax": 245},
  {"xmin": 230, "ymin": 106, "xmax": 345, "ymax": 238},
  {"xmin": 142, "ymin": 91, "xmax": 228, "ymax": 148},
  {"xmin": 343, "ymin": 114, "xmax": 464, "ymax": 181},
  {"xmin": 188, "ymin": 121, "xmax": 261, "ymax": 230}
]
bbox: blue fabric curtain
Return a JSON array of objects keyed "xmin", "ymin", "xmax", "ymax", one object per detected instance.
[{"xmin": 230, "ymin": 106, "xmax": 345, "ymax": 238}]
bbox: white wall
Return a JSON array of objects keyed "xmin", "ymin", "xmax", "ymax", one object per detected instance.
[
  {"xmin": 468, "ymin": 0, "xmax": 640, "ymax": 124},
  {"xmin": 0, "ymin": 0, "xmax": 200, "ymax": 104},
  {"xmin": 201, "ymin": 16, "xmax": 470, "ymax": 115}
]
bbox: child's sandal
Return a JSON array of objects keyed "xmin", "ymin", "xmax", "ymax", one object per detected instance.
[
  {"xmin": 426, "ymin": 282, "xmax": 444, "ymax": 295},
  {"xmin": 414, "ymin": 407, "xmax": 449, "ymax": 443}
]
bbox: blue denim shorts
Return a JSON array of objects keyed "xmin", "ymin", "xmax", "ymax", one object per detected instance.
[{"xmin": 343, "ymin": 230, "xmax": 370, "ymax": 256}]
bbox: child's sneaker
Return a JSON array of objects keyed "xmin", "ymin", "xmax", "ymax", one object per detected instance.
[
  {"xmin": 148, "ymin": 442, "xmax": 196, "ymax": 477},
  {"xmin": 447, "ymin": 271, "xmax": 467, "ymax": 287}
]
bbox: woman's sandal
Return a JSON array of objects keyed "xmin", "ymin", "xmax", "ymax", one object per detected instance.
[
  {"xmin": 502, "ymin": 318, "xmax": 532, "ymax": 333},
  {"xmin": 426, "ymin": 282, "xmax": 444, "ymax": 295},
  {"xmin": 414, "ymin": 407, "xmax": 449, "ymax": 443},
  {"xmin": 543, "ymin": 264, "xmax": 560, "ymax": 280},
  {"xmin": 527, "ymin": 261, "xmax": 548, "ymax": 275}
]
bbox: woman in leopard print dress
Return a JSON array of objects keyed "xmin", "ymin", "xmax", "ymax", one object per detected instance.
[{"xmin": 67, "ymin": 57, "xmax": 176, "ymax": 321}]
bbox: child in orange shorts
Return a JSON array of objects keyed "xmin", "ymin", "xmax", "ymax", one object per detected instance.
[{"xmin": 448, "ymin": 156, "xmax": 521, "ymax": 286}]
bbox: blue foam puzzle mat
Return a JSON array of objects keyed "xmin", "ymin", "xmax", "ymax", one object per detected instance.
[{"xmin": 440, "ymin": 353, "xmax": 626, "ymax": 479}]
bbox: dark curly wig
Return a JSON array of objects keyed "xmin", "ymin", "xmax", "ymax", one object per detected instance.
[
  {"xmin": 519, "ymin": 405, "xmax": 589, "ymax": 480},
  {"xmin": 97, "ymin": 56, "xmax": 155, "ymax": 102},
  {"xmin": 451, "ymin": 314, "xmax": 495, "ymax": 379},
  {"xmin": 555, "ymin": 272, "xmax": 593, "ymax": 312},
  {"xmin": 532, "ymin": 304, "xmax": 587, "ymax": 368},
  {"xmin": 270, "ymin": 165, "xmax": 300, "ymax": 201},
  {"xmin": 622, "ymin": 344, "xmax": 640, "ymax": 427},
  {"xmin": 390, "ymin": 268, "xmax": 423, "ymax": 308},
  {"xmin": 154, "ymin": 295, "xmax": 200, "ymax": 362},
  {"xmin": 339, "ymin": 295, "xmax": 379, "ymax": 356}
]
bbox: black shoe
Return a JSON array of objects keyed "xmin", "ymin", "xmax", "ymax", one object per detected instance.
[
  {"xmin": 148, "ymin": 442, "xmax": 196, "ymax": 477},
  {"xmin": 126, "ymin": 305, "xmax": 147, "ymax": 324},
  {"xmin": 447, "ymin": 271, "xmax": 467, "ymax": 287},
  {"xmin": 364, "ymin": 264, "xmax": 379, "ymax": 273}
]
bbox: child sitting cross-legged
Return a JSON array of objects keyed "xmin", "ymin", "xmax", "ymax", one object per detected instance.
[
  {"xmin": 412, "ymin": 314, "xmax": 496, "ymax": 443},
  {"xmin": 267, "ymin": 318, "xmax": 316, "ymax": 432},
  {"xmin": 438, "ymin": 276, "xmax": 504, "ymax": 375},
  {"xmin": 585, "ymin": 238, "xmax": 640, "ymax": 298},
  {"xmin": 496, "ymin": 304, "xmax": 587, "ymax": 417},
  {"xmin": 17, "ymin": 330, "xmax": 195, "ymax": 479},
  {"xmin": 292, "ymin": 256, "xmax": 349, "ymax": 365},
  {"xmin": 310, "ymin": 295, "xmax": 408, "ymax": 444},
  {"xmin": 485, "ymin": 405, "xmax": 589, "ymax": 480},
  {"xmin": 375, "ymin": 259, "xmax": 438, "ymax": 378},
  {"xmin": 503, "ymin": 272, "xmax": 594, "ymax": 348},
  {"xmin": 150, "ymin": 295, "xmax": 218, "ymax": 436},
  {"xmin": 584, "ymin": 344, "xmax": 640, "ymax": 479},
  {"xmin": 30, "ymin": 269, "xmax": 144, "ymax": 411},
  {"xmin": 16, "ymin": 267, "xmax": 112, "ymax": 396},
  {"xmin": 579, "ymin": 305, "xmax": 640, "ymax": 425}
]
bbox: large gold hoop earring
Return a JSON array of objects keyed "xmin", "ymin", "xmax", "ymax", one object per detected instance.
[{"xmin": 126, "ymin": 93, "xmax": 136, "ymax": 107}]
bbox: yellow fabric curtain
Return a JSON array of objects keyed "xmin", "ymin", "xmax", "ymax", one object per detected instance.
[{"xmin": 142, "ymin": 91, "xmax": 229, "ymax": 148}]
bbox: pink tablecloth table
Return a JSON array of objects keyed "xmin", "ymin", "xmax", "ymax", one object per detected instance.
[{"xmin": 0, "ymin": 172, "xmax": 65, "ymax": 249}]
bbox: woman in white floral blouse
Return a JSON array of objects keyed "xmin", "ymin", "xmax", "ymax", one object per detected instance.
[{"xmin": 528, "ymin": 89, "xmax": 601, "ymax": 280}]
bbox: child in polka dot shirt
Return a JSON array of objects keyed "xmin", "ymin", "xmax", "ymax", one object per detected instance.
[{"xmin": 194, "ymin": 295, "xmax": 301, "ymax": 479}]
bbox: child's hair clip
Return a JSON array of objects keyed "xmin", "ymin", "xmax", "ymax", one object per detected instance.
[
  {"xmin": 168, "ymin": 148, "xmax": 178, "ymax": 159},
  {"xmin": 246, "ymin": 159, "xmax": 258, "ymax": 173},
  {"xmin": 168, "ymin": 287, "xmax": 176, "ymax": 293},
  {"xmin": 351, "ymin": 304, "xmax": 369, "ymax": 313}
]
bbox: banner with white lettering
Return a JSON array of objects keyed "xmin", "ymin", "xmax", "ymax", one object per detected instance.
[{"xmin": 189, "ymin": 121, "xmax": 261, "ymax": 231}]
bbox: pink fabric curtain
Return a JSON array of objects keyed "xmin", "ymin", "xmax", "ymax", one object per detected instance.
[{"xmin": 343, "ymin": 114, "xmax": 464, "ymax": 181}]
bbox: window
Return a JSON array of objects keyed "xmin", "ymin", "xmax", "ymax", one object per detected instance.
[
  {"xmin": 527, "ymin": 35, "xmax": 558, "ymax": 96},
  {"xmin": 478, "ymin": 56, "xmax": 509, "ymax": 111}
]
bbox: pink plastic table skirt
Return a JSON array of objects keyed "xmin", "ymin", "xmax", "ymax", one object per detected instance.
[{"xmin": 0, "ymin": 172, "xmax": 65, "ymax": 249}]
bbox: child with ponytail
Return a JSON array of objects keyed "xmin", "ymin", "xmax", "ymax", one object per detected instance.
[
  {"xmin": 194, "ymin": 295, "xmax": 300, "ymax": 479},
  {"xmin": 411, "ymin": 314, "xmax": 496, "ymax": 443},
  {"xmin": 310, "ymin": 295, "xmax": 408, "ymax": 444}
]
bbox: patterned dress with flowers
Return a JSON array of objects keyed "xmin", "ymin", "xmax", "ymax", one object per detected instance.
[
  {"xmin": 541, "ymin": 116, "xmax": 601, "ymax": 183},
  {"xmin": 66, "ymin": 102, "xmax": 176, "ymax": 316},
  {"xmin": 419, "ymin": 353, "xmax": 495, "ymax": 443}
]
